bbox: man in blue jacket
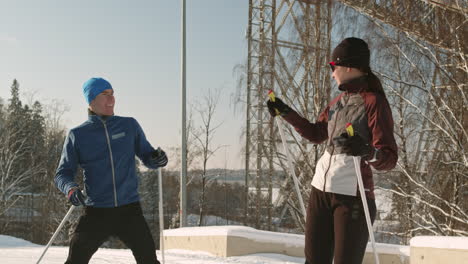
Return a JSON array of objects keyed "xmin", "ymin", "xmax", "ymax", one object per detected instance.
[{"xmin": 55, "ymin": 77, "xmax": 168, "ymax": 264}]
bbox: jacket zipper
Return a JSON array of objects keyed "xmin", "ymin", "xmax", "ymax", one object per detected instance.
[
  {"xmin": 322, "ymin": 93, "xmax": 350, "ymax": 192},
  {"xmin": 102, "ymin": 121, "xmax": 118, "ymax": 207}
]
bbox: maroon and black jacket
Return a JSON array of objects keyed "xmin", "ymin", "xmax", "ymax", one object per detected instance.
[{"xmin": 283, "ymin": 76, "xmax": 398, "ymax": 199}]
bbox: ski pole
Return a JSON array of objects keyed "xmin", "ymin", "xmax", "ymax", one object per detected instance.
[
  {"xmin": 346, "ymin": 123, "xmax": 380, "ymax": 264},
  {"xmin": 36, "ymin": 205, "xmax": 76, "ymax": 264},
  {"xmin": 158, "ymin": 167, "xmax": 165, "ymax": 264},
  {"xmin": 268, "ymin": 90, "xmax": 307, "ymax": 221}
]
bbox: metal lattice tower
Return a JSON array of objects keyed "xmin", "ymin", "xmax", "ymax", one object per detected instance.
[
  {"xmin": 339, "ymin": 0, "xmax": 467, "ymax": 167},
  {"xmin": 339, "ymin": 0, "xmax": 467, "ymax": 53},
  {"xmin": 243, "ymin": 0, "xmax": 466, "ymax": 232},
  {"xmin": 245, "ymin": 0, "xmax": 333, "ymax": 230},
  {"xmin": 339, "ymin": 0, "xmax": 467, "ymax": 240}
]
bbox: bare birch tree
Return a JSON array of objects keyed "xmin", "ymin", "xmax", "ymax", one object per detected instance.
[
  {"xmin": 334, "ymin": 0, "xmax": 467, "ymax": 243},
  {"xmin": 192, "ymin": 88, "xmax": 224, "ymax": 226},
  {"xmin": 0, "ymin": 81, "xmax": 45, "ymax": 234}
]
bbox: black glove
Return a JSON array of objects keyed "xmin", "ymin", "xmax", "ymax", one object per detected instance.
[
  {"xmin": 68, "ymin": 188, "xmax": 86, "ymax": 206},
  {"xmin": 266, "ymin": 97, "xmax": 291, "ymax": 117},
  {"xmin": 151, "ymin": 147, "xmax": 168, "ymax": 168},
  {"xmin": 333, "ymin": 132, "xmax": 373, "ymax": 158}
]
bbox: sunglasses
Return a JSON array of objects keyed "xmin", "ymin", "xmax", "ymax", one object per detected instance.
[{"xmin": 329, "ymin": 61, "xmax": 337, "ymax": 72}]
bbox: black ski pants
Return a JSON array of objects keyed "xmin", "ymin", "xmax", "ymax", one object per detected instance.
[
  {"xmin": 304, "ymin": 187, "xmax": 376, "ymax": 264},
  {"xmin": 65, "ymin": 202, "xmax": 160, "ymax": 264}
]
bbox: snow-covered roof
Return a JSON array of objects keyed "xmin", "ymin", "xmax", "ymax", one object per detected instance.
[
  {"xmin": 0, "ymin": 235, "xmax": 39, "ymax": 248},
  {"xmin": 410, "ymin": 236, "xmax": 468, "ymax": 250},
  {"xmin": 164, "ymin": 225, "xmax": 304, "ymax": 247}
]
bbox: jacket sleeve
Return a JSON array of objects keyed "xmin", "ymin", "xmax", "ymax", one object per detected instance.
[
  {"xmin": 282, "ymin": 109, "xmax": 328, "ymax": 144},
  {"xmin": 281, "ymin": 95, "xmax": 342, "ymax": 144},
  {"xmin": 54, "ymin": 131, "xmax": 79, "ymax": 195},
  {"xmin": 365, "ymin": 93, "xmax": 398, "ymax": 170},
  {"xmin": 133, "ymin": 118, "xmax": 160, "ymax": 169}
]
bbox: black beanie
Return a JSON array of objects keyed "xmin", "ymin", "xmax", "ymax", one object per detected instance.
[{"xmin": 331, "ymin": 37, "xmax": 370, "ymax": 70}]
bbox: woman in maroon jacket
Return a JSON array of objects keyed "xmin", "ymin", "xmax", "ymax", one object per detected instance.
[{"xmin": 267, "ymin": 37, "xmax": 398, "ymax": 264}]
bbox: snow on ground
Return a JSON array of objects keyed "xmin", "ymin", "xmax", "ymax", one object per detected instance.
[{"xmin": 0, "ymin": 235, "xmax": 305, "ymax": 264}]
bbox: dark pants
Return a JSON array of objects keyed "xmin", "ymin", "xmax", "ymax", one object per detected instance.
[
  {"xmin": 65, "ymin": 202, "xmax": 159, "ymax": 264},
  {"xmin": 304, "ymin": 187, "xmax": 376, "ymax": 264}
]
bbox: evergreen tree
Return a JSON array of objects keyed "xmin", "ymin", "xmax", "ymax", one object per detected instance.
[
  {"xmin": 4, "ymin": 81, "xmax": 46, "ymax": 193},
  {"xmin": 7, "ymin": 79, "xmax": 21, "ymax": 114},
  {"xmin": 29, "ymin": 101, "xmax": 46, "ymax": 193},
  {"xmin": 4, "ymin": 80, "xmax": 29, "ymax": 184},
  {"xmin": 0, "ymin": 97, "xmax": 5, "ymax": 131},
  {"xmin": 0, "ymin": 79, "xmax": 69, "ymax": 243}
]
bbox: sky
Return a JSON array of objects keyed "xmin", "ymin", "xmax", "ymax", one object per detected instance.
[{"xmin": 0, "ymin": 0, "xmax": 248, "ymax": 169}]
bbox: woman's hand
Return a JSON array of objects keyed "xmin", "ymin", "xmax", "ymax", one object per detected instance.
[{"xmin": 266, "ymin": 97, "xmax": 291, "ymax": 117}]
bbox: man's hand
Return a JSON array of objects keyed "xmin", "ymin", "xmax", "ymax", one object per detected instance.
[
  {"xmin": 266, "ymin": 97, "xmax": 291, "ymax": 117},
  {"xmin": 152, "ymin": 147, "xmax": 168, "ymax": 168},
  {"xmin": 68, "ymin": 188, "xmax": 86, "ymax": 206},
  {"xmin": 333, "ymin": 132, "xmax": 373, "ymax": 159}
]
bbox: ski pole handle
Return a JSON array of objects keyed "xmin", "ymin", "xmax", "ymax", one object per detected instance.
[
  {"xmin": 268, "ymin": 90, "xmax": 307, "ymax": 220},
  {"xmin": 158, "ymin": 168, "xmax": 165, "ymax": 264},
  {"xmin": 347, "ymin": 122, "xmax": 380, "ymax": 263},
  {"xmin": 268, "ymin": 89, "xmax": 276, "ymax": 102},
  {"xmin": 268, "ymin": 90, "xmax": 281, "ymax": 116},
  {"xmin": 346, "ymin": 122, "xmax": 354, "ymax": 137}
]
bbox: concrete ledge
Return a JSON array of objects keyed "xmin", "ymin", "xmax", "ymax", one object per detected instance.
[
  {"xmin": 226, "ymin": 235, "xmax": 303, "ymax": 257},
  {"xmin": 410, "ymin": 236, "xmax": 468, "ymax": 264},
  {"xmin": 163, "ymin": 234, "xmax": 227, "ymax": 257},
  {"xmin": 364, "ymin": 243, "xmax": 410, "ymax": 264},
  {"xmin": 162, "ymin": 225, "xmax": 303, "ymax": 257},
  {"xmin": 162, "ymin": 226, "xmax": 465, "ymax": 264}
]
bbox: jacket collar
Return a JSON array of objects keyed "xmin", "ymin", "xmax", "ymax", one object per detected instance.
[
  {"xmin": 87, "ymin": 109, "xmax": 115, "ymax": 123},
  {"xmin": 338, "ymin": 75, "xmax": 368, "ymax": 93}
]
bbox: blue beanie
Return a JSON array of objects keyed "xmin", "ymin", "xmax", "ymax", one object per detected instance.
[{"xmin": 82, "ymin": 77, "xmax": 113, "ymax": 104}]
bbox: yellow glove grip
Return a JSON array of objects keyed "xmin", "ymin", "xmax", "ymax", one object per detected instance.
[
  {"xmin": 268, "ymin": 90, "xmax": 281, "ymax": 116},
  {"xmin": 346, "ymin": 123, "xmax": 354, "ymax": 137}
]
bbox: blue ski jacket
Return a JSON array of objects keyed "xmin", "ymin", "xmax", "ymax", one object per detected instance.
[{"xmin": 55, "ymin": 115, "xmax": 162, "ymax": 208}]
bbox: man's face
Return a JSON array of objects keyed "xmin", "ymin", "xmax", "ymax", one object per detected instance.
[{"xmin": 89, "ymin": 89, "xmax": 115, "ymax": 116}]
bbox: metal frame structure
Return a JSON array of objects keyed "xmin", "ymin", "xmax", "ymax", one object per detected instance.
[
  {"xmin": 245, "ymin": 0, "xmax": 332, "ymax": 230},
  {"xmin": 339, "ymin": 0, "xmax": 467, "ymax": 53},
  {"xmin": 244, "ymin": 0, "xmax": 465, "ymax": 232}
]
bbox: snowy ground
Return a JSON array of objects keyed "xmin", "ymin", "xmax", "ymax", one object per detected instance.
[{"xmin": 0, "ymin": 235, "xmax": 305, "ymax": 264}]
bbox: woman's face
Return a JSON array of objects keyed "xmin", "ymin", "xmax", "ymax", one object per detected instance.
[
  {"xmin": 331, "ymin": 65, "xmax": 363, "ymax": 85},
  {"xmin": 332, "ymin": 65, "xmax": 351, "ymax": 85}
]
